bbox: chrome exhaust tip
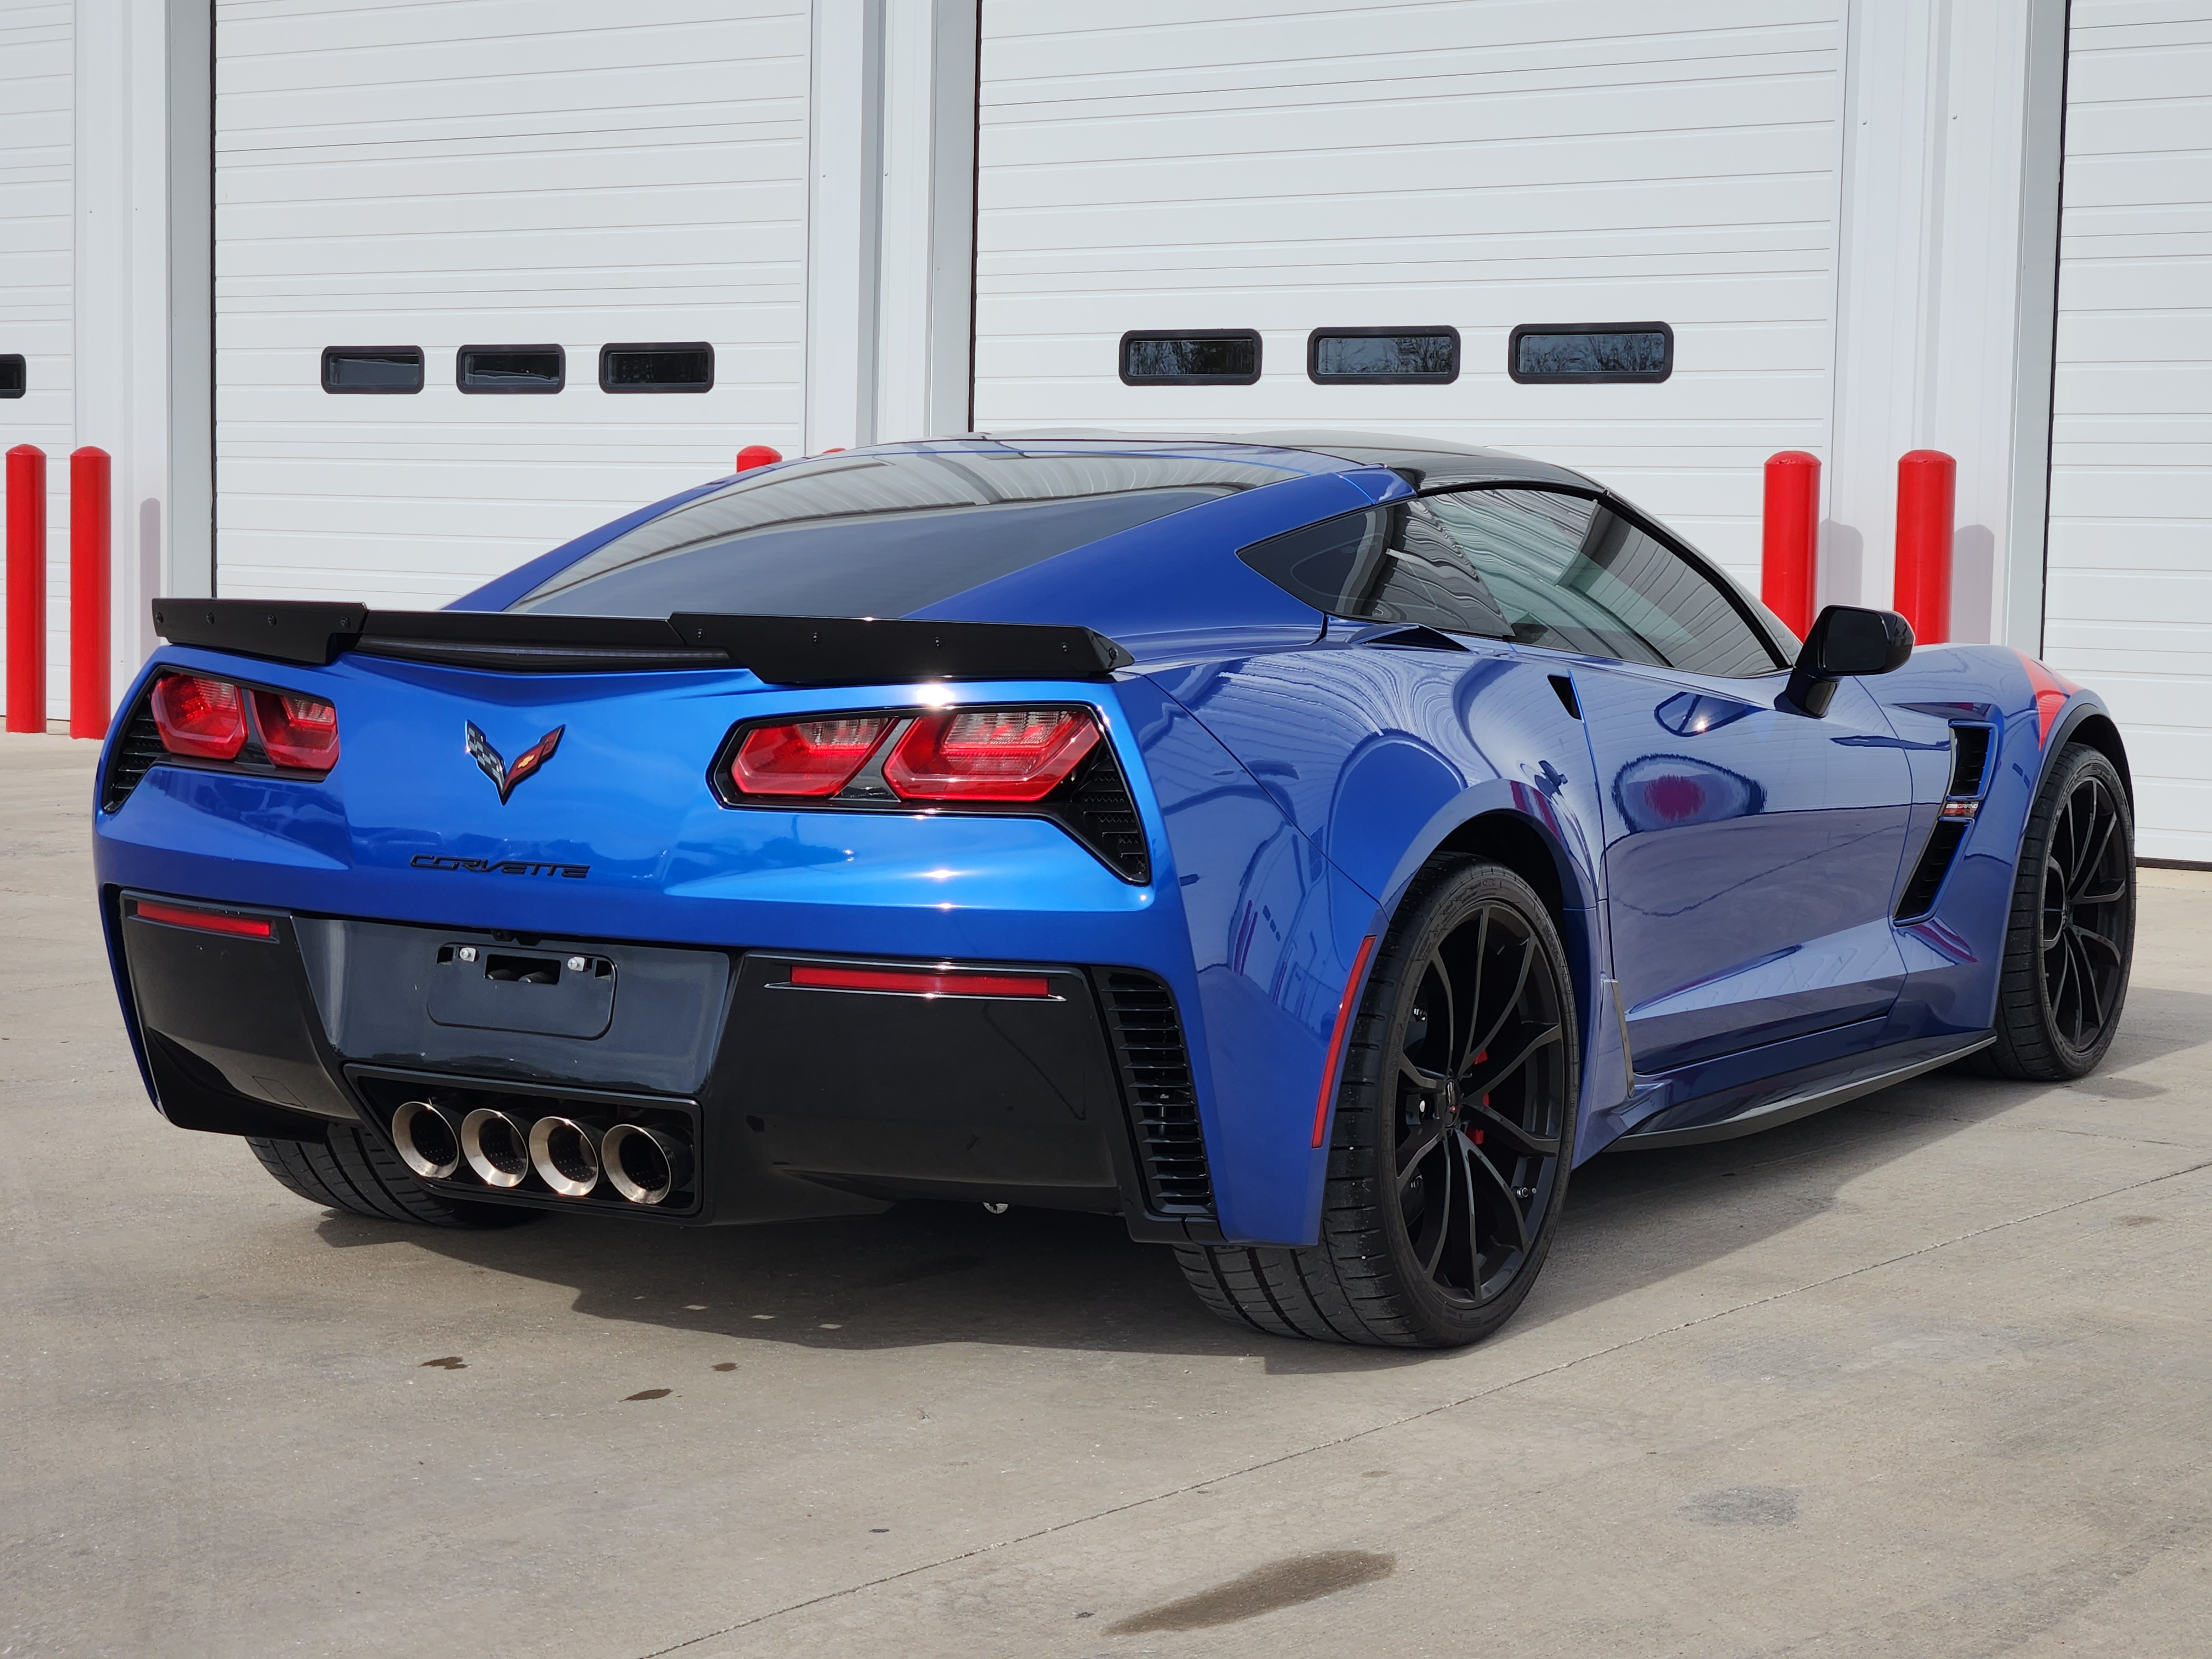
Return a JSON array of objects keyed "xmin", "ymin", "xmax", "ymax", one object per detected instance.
[
  {"xmin": 601, "ymin": 1122, "xmax": 691, "ymax": 1206},
  {"xmin": 459, "ymin": 1108, "xmax": 533, "ymax": 1189},
  {"xmin": 527, "ymin": 1116, "xmax": 602, "ymax": 1198},
  {"xmin": 391, "ymin": 1099, "xmax": 462, "ymax": 1180}
]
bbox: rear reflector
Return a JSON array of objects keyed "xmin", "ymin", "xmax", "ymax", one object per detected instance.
[
  {"xmin": 884, "ymin": 707, "xmax": 1100, "ymax": 802},
  {"xmin": 130, "ymin": 899, "xmax": 275, "ymax": 939},
  {"xmin": 149, "ymin": 672, "xmax": 247, "ymax": 760},
  {"xmin": 787, "ymin": 962, "xmax": 1055, "ymax": 999},
  {"xmin": 731, "ymin": 716, "xmax": 894, "ymax": 797},
  {"xmin": 252, "ymin": 690, "xmax": 340, "ymax": 770}
]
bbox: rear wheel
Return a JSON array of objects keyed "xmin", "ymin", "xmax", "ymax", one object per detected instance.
[
  {"xmin": 1176, "ymin": 859, "xmax": 1579, "ymax": 1347},
  {"xmin": 1974, "ymin": 742, "xmax": 2136, "ymax": 1080},
  {"xmin": 248, "ymin": 1123, "xmax": 539, "ymax": 1229}
]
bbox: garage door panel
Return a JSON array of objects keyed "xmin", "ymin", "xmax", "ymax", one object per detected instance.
[
  {"xmin": 985, "ymin": 0, "xmax": 1835, "ymax": 74},
  {"xmin": 216, "ymin": 0, "xmax": 807, "ymax": 608},
  {"xmin": 2047, "ymin": 2, "xmax": 2212, "ymax": 860}
]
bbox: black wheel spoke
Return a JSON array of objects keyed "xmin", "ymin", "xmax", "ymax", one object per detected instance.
[
  {"xmin": 1421, "ymin": 1151, "xmax": 1454, "ymax": 1277},
  {"xmin": 1464, "ymin": 1100, "xmax": 1559, "ymax": 1159},
  {"xmin": 1464, "ymin": 1023, "xmax": 1563, "ymax": 1097},
  {"xmin": 1461, "ymin": 934, "xmax": 1532, "ymax": 1078},
  {"xmin": 2075, "ymin": 924, "xmax": 2122, "ymax": 961},
  {"xmin": 1423, "ymin": 947, "xmax": 1458, "ymax": 1073},
  {"xmin": 1463, "ymin": 1138, "xmax": 1530, "ymax": 1255},
  {"xmin": 1397, "ymin": 1121, "xmax": 1450, "ymax": 1191},
  {"xmin": 2069, "ymin": 930, "xmax": 2104, "ymax": 1035},
  {"xmin": 2074, "ymin": 881, "xmax": 2128, "ymax": 907},
  {"xmin": 1456, "ymin": 1134, "xmax": 1488, "ymax": 1302},
  {"xmin": 1400, "ymin": 1056, "xmax": 1450, "ymax": 1094},
  {"xmin": 2070, "ymin": 800, "xmax": 2117, "ymax": 901}
]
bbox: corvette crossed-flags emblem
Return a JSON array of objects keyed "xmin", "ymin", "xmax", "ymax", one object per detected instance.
[{"xmin": 465, "ymin": 722, "xmax": 565, "ymax": 804}]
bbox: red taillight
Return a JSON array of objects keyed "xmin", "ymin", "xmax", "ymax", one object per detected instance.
[
  {"xmin": 252, "ymin": 690, "xmax": 340, "ymax": 770},
  {"xmin": 788, "ymin": 962, "xmax": 1054, "ymax": 999},
  {"xmin": 730, "ymin": 716, "xmax": 895, "ymax": 797},
  {"xmin": 149, "ymin": 672, "xmax": 247, "ymax": 759},
  {"xmin": 130, "ymin": 898, "xmax": 275, "ymax": 939},
  {"xmin": 884, "ymin": 707, "xmax": 1100, "ymax": 802}
]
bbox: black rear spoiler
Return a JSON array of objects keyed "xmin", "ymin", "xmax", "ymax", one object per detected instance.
[{"xmin": 148, "ymin": 600, "xmax": 1135, "ymax": 684}]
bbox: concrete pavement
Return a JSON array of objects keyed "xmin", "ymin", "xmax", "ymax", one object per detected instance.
[{"xmin": 3, "ymin": 731, "xmax": 2208, "ymax": 1657}]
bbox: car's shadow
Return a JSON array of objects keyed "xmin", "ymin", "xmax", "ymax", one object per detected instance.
[{"xmin": 312, "ymin": 995, "xmax": 2208, "ymax": 1375}]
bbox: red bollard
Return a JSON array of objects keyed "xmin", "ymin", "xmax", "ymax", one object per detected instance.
[
  {"xmin": 70, "ymin": 446, "xmax": 111, "ymax": 739},
  {"xmin": 735, "ymin": 444, "xmax": 782, "ymax": 473},
  {"xmin": 1760, "ymin": 451, "xmax": 1821, "ymax": 637},
  {"xmin": 1895, "ymin": 448, "xmax": 1956, "ymax": 645},
  {"xmin": 6, "ymin": 444, "xmax": 45, "ymax": 735}
]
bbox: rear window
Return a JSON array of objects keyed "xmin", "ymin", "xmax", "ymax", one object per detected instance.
[{"xmin": 512, "ymin": 447, "xmax": 1282, "ymax": 617}]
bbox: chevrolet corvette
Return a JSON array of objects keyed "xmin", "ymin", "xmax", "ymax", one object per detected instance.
[{"xmin": 93, "ymin": 434, "xmax": 2136, "ymax": 1346}]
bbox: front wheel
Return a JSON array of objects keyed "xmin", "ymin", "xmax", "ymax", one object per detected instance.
[
  {"xmin": 1177, "ymin": 859, "xmax": 1580, "ymax": 1347},
  {"xmin": 1974, "ymin": 741, "xmax": 2136, "ymax": 1080}
]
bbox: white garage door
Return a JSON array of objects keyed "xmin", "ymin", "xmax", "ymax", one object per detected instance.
[
  {"xmin": 2045, "ymin": 2, "xmax": 2212, "ymax": 864},
  {"xmin": 215, "ymin": 0, "xmax": 808, "ymax": 608},
  {"xmin": 0, "ymin": 1, "xmax": 72, "ymax": 722},
  {"xmin": 973, "ymin": 0, "xmax": 1848, "ymax": 583}
]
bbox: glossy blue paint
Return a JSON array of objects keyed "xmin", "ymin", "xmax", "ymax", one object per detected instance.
[
  {"xmin": 95, "ymin": 435, "xmax": 2110, "ymax": 1246},
  {"xmin": 1556, "ymin": 652, "xmax": 1914, "ymax": 1079}
]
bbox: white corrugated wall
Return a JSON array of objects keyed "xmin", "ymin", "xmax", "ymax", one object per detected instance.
[
  {"xmin": 0, "ymin": 0, "xmax": 74, "ymax": 725},
  {"xmin": 971, "ymin": 0, "xmax": 1849, "ymax": 586},
  {"xmin": 213, "ymin": 0, "xmax": 811, "ymax": 607},
  {"xmin": 2046, "ymin": 1, "xmax": 2212, "ymax": 862}
]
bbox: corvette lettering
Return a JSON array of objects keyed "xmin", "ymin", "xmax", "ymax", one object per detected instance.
[{"xmin": 410, "ymin": 854, "xmax": 589, "ymax": 879}]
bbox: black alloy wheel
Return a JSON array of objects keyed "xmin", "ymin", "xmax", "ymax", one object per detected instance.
[
  {"xmin": 1176, "ymin": 859, "xmax": 1580, "ymax": 1347},
  {"xmin": 1391, "ymin": 895, "xmax": 1570, "ymax": 1306},
  {"xmin": 2039, "ymin": 770, "xmax": 2131, "ymax": 1051},
  {"xmin": 1976, "ymin": 741, "xmax": 2136, "ymax": 1080}
]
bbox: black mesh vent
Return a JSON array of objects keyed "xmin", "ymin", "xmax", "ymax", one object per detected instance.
[
  {"xmin": 1063, "ymin": 750, "xmax": 1150, "ymax": 883},
  {"xmin": 1896, "ymin": 820, "xmax": 1968, "ymax": 920},
  {"xmin": 1095, "ymin": 971, "xmax": 1213, "ymax": 1214},
  {"xmin": 102, "ymin": 701, "xmax": 166, "ymax": 812},
  {"xmin": 1948, "ymin": 725, "xmax": 1992, "ymax": 797}
]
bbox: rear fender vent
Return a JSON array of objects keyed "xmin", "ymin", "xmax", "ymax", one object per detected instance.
[
  {"xmin": 1064, "ymin": 750, "xmax": 1150, "ymax": 883},
  {"xmin": 1094, "ymin": 970, "xmax": 1213, "ymax": 1215},
  {"xmin": 102, "ymin": 697, "xmax": 166, "ymax": 812}
]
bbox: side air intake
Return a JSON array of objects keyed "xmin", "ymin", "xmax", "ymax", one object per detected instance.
[
  {"xmin": 1094, "ymin": 971, "xmax": 1214, "ymax": 1215},
  {"xmin": 1896, "ymin": 821, "xmax": 1968, "ymax": 920},
  {"xmin": 1897, "ymin": 724, "xmax": 1994, "ymax": 921},
  {"xmin": 1948, "ymin": 724, "xmax": 1994, "ymax": 797}
]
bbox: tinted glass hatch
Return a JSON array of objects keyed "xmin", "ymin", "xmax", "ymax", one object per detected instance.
[{"xmin": 513, "ymin": 448, "xmax": 1281, "ymax": 618}]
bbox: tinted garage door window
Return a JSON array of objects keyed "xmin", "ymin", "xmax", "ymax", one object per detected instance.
[{"xmin": 513, "ymin": 448, "xmax": 1281, "ymax": 617}]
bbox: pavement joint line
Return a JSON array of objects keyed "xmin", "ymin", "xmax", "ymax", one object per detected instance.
[{"xmin": 632, "ymin": 1152, "xmax": 2212, "ymax": 1657}]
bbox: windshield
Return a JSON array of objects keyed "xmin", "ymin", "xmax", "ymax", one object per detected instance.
[{"xmin": 510, "ymin": 446, "xmax": 1286, "ymax": 617}]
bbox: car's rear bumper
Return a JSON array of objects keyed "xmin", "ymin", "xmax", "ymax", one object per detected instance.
[{"xmin": 108, "ymin": 888, "xmax": 1223, "ymax": 1242}]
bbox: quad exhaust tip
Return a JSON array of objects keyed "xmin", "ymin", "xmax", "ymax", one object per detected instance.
[
  {"xmin": 602, "ymin": 1121, "xmax": 691, "ymax": 1206},
  {"xmin": 392, "ymin": 1099, "xmax": 462, "ymax": 1181},
  {"xmin": 460, "ymin": 1107, "xmax": 533, "ymax": 1189},
  {"xmin": 528, "ymin": 1116, "xmax": 602, "ymax": 1198}
]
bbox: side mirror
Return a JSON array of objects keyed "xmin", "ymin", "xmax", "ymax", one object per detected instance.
[{"xmin": 1782, "ymin": 604, "xmax": 1913, "ymax": 717}]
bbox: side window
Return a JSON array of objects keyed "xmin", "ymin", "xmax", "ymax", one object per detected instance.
[
  {"xmin": 1239, "ymin": 503, "xmax": 1512, "ymax": 638},
  {"xmin": 1424, "ymin": 489, "xmax": 1783, "ymax": 677}
]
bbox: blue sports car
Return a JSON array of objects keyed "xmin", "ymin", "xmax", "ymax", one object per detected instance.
[{"xmin": 93, "ymin": 434, "xmax": 2136, "ymax": 1347}]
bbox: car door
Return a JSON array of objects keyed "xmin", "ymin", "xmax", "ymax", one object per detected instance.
[{"xmin": 1421, "ymin": 487, "xmax": 1914, "ymax": 1074}]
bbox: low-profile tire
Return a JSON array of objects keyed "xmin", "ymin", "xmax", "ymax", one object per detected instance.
[
  {"xmin": 247, "ymin": 1123, "xmax": 539, "ymax": 1229},
  {"xmin": 1176, "ymin": 858, "xmax": 1580, "ymax": 1348},
  {"xmin": 1971, "ymin": 740, "xmax": 2136, "ymax": 1081}
]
